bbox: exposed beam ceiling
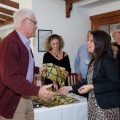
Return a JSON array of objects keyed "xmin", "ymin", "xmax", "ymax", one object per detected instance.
[
  {"xmin": 0, "ymin": 0, "xmax": 19, "ymax": 26},
  {"xmin": 0, "ymin": 0, "xmax": 19, "ymax": 8},
  {"xmin": 0, "ymin": 7, "xmax": 14, "ymax": 15},
  {"xmin": 0, "ymin": 13, "xmax": 13, "ymax": 21}
]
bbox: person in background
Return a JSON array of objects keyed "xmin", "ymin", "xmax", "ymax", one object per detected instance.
[
  {"xmin": 59, "ymin": 30, "xmax": 120, "ymax": 119},
  {"xmin": 74, "ymin": 30, "xmax": 92, "ymax": 84},
  {"xmin": 112, "ymin": 24, "xmax": 120, "ymax": 75},
  {"xmin": 0, "ymin": 8, "xmax": 55, "ymax": 120},
  {"xmin": 43, "ymin": 34, "xmax": 71, "ymax": 90}
]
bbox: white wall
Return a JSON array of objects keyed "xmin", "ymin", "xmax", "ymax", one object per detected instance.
[
  {"xmin": 0, "ymin": 27, "xmax": 13, "ymax": 39},
  {"xmin": 1, "ymin": 0, "xmax": 120, "ymax": 72},
  {"xmin": 32, "ymin": 0, "xmax": 90, "ymax": 72}
]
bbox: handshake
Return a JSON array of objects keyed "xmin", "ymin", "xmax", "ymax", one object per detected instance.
[
  {"xmin": 38, "ymin": 84, "xmax": 56, "ymax": 101},
  {"xmin": 38, "ymin": 66, "xmax": 65, "ymax": 101}
]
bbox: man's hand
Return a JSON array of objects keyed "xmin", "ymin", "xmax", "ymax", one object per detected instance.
[{"xmin": 38, "ymin": 84, "xmax": 55, "ymax": 100}]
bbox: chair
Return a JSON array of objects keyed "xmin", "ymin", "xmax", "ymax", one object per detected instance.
[
  {"xmin": 67, "ymin": 73, "xmax": 78, "ymax": 86},
  {"xmin": 33, "ymin": 74, "xmax": 44, "ymax": 86},
  {"xmin": 33, "ymin": 76, "xmax": 37, "ymax": 85}
]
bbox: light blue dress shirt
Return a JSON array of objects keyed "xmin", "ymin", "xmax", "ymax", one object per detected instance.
[
  {"xmin": 74, "ymin": 44, "xmax": 91, "ymax": 79},
  {"xmin": 16, "ymin": 30, "xmax": 34, "ymax": 83}
]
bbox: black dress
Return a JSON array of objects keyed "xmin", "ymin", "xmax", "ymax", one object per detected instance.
[{"xmin": 43, "ymin": 52, "xmax": 71, "ymax": 86}]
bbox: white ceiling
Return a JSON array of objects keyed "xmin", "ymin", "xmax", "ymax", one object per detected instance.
[{"xmin": 78, "ymin": 0, "xmax": 120, "ymax": 8}]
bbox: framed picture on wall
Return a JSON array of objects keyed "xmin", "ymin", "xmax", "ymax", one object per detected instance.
[{"xmin": 38, "ymin": 29, "xmax": 52, "ymax": 52}]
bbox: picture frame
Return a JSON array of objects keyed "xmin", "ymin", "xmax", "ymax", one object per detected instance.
[{"xmin": 38, "ymin": 29, "xmax": 52, "ymax": 52}]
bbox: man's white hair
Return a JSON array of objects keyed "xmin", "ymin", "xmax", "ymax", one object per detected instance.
[
  {"xmin": 13, "ymin": 8, "xmax": 34, "ymax": 26},
  {"xmin": 113, "ymin": 24, "xmax": 120, "ymax": 32}
]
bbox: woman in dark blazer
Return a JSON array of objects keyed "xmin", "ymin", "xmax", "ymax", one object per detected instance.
[{"xmin": 59, "ymin": 30, "xmax": 120, "ymax": 120}]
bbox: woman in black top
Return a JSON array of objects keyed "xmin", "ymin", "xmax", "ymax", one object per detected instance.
[{"xmin": 43, "ymin": 34, "xmax": 71, "ymax": 90}]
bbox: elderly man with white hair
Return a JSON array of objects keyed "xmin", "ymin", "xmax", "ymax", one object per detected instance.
[{"xmin": 0, "ymin": 8, "xmax": 55, "ymax": 120}]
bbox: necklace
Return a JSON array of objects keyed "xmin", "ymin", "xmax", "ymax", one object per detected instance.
[
  {"xmin": 56, "ymin": 53, "xmax": 59, "ymax": 58},
  {"xmin": 51, "ymin": 51, "xmax": 60, "ymax": 58}
]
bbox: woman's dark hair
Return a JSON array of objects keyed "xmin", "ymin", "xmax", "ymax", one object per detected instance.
[
  {"xmin": 48, "ymin": 34, "xmax": 60, "ymax": 42},
  {"xmin": 89, "ymin": 30, "xmax": 113, "ymax": 68},
  {"xmin": 43, "ymin": 34, "xmax": 64, "ymax": 51}
]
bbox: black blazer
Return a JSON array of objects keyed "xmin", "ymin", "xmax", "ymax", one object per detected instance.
[{"xmin": 73, "ymin": 55, "xmax": 120, "ymax": 109}]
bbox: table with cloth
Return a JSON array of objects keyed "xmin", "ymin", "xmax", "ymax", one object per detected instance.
[{"xmin": 34, "ymin": 93, "xmax": 88, "ymax": 120}]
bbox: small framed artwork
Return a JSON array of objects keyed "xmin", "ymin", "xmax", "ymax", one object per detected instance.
[{"xmin": 38, "ymin": 29, "xmax": 52, "ymax": 52}]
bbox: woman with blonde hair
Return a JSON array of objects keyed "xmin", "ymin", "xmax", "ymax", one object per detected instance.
[{"xmin": 43, "ymin": 34, "xmax": 71, "ymax": 90}]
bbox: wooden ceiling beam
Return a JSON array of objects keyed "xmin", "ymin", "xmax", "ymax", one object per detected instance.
[
  {"xmin": 0, "ymin": 21, "xmax": 13, "ymax": 26},
  {"xmin": 66, "ymin": 0, "xmax": 79, "ymax": 2},
  {"xmin": 0, "ymin": 0, "xmax": 19, "ymax": 27},
  {"xmin": 0, "ymin": 20, "xmax": 13, "ymax": 26},
  {"xmin": 0, "ymin": 14, "xmax": 13, "ymax": 21},
  {"xmin": 65, "ymin": 0, "xmax": 80, "ymax": 18},
  {"xmin": 0, "ymin": 19, "xmax": 5, "ymax": 24},
  {"xmin": 0, "ymin": 0, "xmax": 19, "ymax": 9},
  {"xmin": 0, "ymin": 7, "xmax": 14, "ymax": 15},
  {"xmin": 66, "ymin": 1, "xmax": 72, "ymax": 18}
]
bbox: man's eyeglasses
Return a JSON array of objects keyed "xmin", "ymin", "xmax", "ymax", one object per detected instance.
[
  {"xmin": 112, "ymin": 31, "xmax": 119, "ymax": 38},
  {"xmin": 25, "ymin": 18, "xmax": 37, "ymax": 25}
]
